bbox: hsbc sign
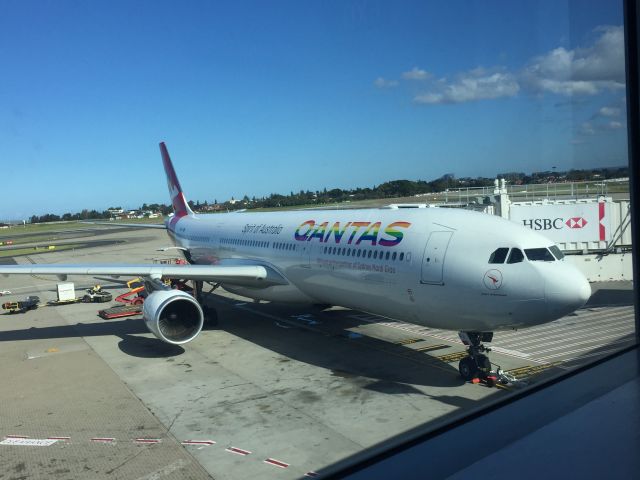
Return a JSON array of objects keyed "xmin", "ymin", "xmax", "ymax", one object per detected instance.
[{"xmin": 510, "ymin": 200, "xmax": 611, "ymax": 243}]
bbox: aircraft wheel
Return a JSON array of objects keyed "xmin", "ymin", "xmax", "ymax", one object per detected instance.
[
  {"xmin": 459, "ymin": 357, "xmax": 477, "ymax": 381},
  {"xmin": 476, "ymin": 354, "xmax": 491, "ymax": 374},
  {"xmin": 202, "ymin": 305, "xmax": 218, "ymax": 327}
]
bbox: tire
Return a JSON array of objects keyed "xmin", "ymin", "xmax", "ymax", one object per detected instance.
[
  {"xmin": 202, "ymin": 306, "xmax": 218, "ymax": 327},
  {"xmin": 459, "ymin": 357, "xmax": 477, "ymax": 381},
  {"xmin": 476, "ymin": 354, "xmax": 491, "ymax": 374}
]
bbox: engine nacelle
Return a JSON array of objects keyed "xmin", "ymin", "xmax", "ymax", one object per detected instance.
[{"xmin": 142, "ymin": 290, "xmax": 204, "ymax": 345}]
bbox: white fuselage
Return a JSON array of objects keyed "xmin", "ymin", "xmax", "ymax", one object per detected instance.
[{"xmin": 167, "ymin": 207, "xmax": 591, "ymax": 332}]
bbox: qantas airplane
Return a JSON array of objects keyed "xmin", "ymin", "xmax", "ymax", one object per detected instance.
[{"xmin": 0, "ymin": 143, "xmax": 591, "ymax": 381}]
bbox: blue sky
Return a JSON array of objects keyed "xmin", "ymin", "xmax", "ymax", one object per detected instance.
[{"xmin": 0, "ymin": 0, "xmax": 627, "ymax": 219}]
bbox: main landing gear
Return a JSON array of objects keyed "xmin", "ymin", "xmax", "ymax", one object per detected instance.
[
  {"xmin": 193, "ymin": 280, "xmax": 220, "ymax": 327},
  {"xmin": 458, "ymin": 332, "xmax": 496, "ymax": 386}
]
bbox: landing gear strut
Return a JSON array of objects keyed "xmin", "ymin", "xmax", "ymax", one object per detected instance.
[
  {"xmin": 193, "ymin": 280, "xmax": 219, "ymax": 327},
  {"xmin": 458, "ymin": 332, "xmax": 494, "ymax": 384}
]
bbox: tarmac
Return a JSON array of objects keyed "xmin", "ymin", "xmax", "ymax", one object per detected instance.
[{"xmin": 0, "ymin": 225, "xmax": 635, "ymax": 479}]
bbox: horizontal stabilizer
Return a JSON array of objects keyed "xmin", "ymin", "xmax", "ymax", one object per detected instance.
[{"xmin": 82, "ymin": 221, "xmax": 167, "ymax": 229}]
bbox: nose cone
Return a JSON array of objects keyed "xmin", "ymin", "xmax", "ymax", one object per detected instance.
[{"xmin": 545, "ymin": 265, "xmax": 591, "ymax": 319}]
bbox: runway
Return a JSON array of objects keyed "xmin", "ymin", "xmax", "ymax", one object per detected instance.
[{"xmin": 0, "ymin": 225, "xmax": 635, "ymax": 479}]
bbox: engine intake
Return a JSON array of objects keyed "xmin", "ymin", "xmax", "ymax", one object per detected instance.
[{"xmin": 142, "ymin": 290, "xmax": 204, "ymax": 344}]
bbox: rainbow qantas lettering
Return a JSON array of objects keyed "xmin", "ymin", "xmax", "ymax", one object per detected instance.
[{"xmin": 294, "ymin": 220, "xmax": 411, "ymax": 247}]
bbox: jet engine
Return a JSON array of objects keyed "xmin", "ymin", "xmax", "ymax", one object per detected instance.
[{"xmin": 142, "ymin": 290, "xmax": 204, "ymax": 344}]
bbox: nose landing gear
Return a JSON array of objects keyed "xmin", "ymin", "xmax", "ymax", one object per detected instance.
[{"xmin": 458, "ymin": 332, "xmax": 495, "ymax": 385}]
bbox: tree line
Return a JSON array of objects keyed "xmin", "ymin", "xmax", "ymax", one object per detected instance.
[{"xmin": 26, "ymin": 166, "xmax": 629, "ymax": 223}]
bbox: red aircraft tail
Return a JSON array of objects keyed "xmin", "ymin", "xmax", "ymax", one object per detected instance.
[{"xmin": 160, "ymin": 142, "xmax": 194, "ymax": 218}]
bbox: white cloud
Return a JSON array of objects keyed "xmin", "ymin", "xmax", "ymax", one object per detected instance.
[
  {"xmin": 414, "ymin": 71, "xmax": 519, "ymax": 104},
  {"xmin": 373, "ymin": 77, "xmax": 399, "ymax": 88},
  {"xmin": 577, "ymin": 118, "xmax": 624, "ymax": 138},
  {"xmin": 579, "ymin": 122, "xmax": 596, "ymax": 136},
  {"xmin": 521, "ymin": 26, "xmax": 625, "ymax": 96},
  {"xmin": 380, "ymin": 24, "xmax": 625, "ymax": 107},
  {"xmin": 402, "ymin": 67, "xmax": 431, "ymax": 80},
  {"xmin": 599, "ymin": 106, "xmax": 621, "ymax": 117}
]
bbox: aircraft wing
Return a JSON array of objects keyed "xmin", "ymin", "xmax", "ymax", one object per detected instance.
[{"xmin": 0, "ymin": 264, "xmax": 288, "ymax": 288}]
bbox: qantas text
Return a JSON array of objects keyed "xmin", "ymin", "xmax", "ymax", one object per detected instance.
[{"xmin": 294, "ymin": 220, "xmax": 411, "ymax": 247}]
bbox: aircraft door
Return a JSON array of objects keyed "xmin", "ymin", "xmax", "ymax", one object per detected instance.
[
  {"xmin": 421, "ymin": 231, "xmax": 453, "ymax": 285},
  {"xmin": 299, "ymin": 242, "xmax": 311, "ymax": 268}
]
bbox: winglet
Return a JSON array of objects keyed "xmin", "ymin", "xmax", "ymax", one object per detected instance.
[{"xmin": 160, "ymin": 142, "xmax": 194, "ymax": 217}]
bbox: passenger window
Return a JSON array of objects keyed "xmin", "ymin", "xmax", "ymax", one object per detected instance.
[
  {"xmin": 385, "ymin": 251, "xmax": 390, "ymax": 260},
  {"xmin": 392, "ymin": 252, "xmax": 397, "ymax": 261},
  {"xmin": 489, "ymin": 248, "xmax": 509, "ymax": 264},
  {"xmin": 507, "ymin": 248, "xmax": 524, "ymax": 264},
  {"xmin": 368, "ymin": 250, "xmax": 372, "ymax": 258},
  {"xmin": 399, "ymin": 252, "xmax": 404, "ymax": 261}
]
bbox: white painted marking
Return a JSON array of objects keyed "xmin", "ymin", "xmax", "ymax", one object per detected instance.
[
  {"xmin": 91, "ymin": 437, "xmax": 115, "ymax": 443},
  {"xmin": 135, "ymin": 438, "xmax": 161, "ymax": 444},
  {"xmin": 134, "ymin": 459, "xmax": 188, "ymax": 480},
  {"xmin": 491, "ymin": 346, "xmax": 530, "ymax": 357},
  {"xmin": 181, "ymin": 440, "xmax": 216, "ymax": 446},
  {"xmin": 1, "ymin": 438, "xmax": 58, "ymax": 446},
  {"xmin": 226, "ymin": 446, "xmax": 251, "ymax": 456},
  {"xmin": 264, "ymin": 457, "xmax": 289, "ymax": 468}
]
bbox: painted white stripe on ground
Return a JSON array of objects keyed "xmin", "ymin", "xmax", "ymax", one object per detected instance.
[
  {"xmin": 535, "ymin": 338, "xmax": 635, "ymax": 362},
  {"xmin": 264, "ymin": 457, "xmax": 289, "ymax": 468},
  {"xmin": 1, "ymin": 438, "xmax": 58, "ymax": 446},
  {"xmin": 135, "ymin": 438, "xmax": 161, "ymax": 444},
  {"xmin": 490, "ymin": 346, "xmax": 530, "ymax": 358},
  {"xmin": 532, "ymin": 331, "xmax": 635, "ymax": 356},
  {"xmin": 494, "ymin": 308, "xmax": 634, "ymax": 338},
  {"xmin": 181, "ymin": 440, "xmax": 216, "ymax": 446},
  {"xmin": 134, "ymin": 459, "xmax": 188, "ymax": 480},
  {"xmin": 496, "ymin": 316, "xmax": 635, "ymax": 344},
  {"xmin": 226, "ymin": 446, "xmax": 251, "ymax": 456},
  {"xmin": 505, "ymin": 324, "xmax": 635, "ymax": 350}
]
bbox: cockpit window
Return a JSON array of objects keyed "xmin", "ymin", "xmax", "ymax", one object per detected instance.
[
  {"xmin": 507, "ymin": 248, "xmax": 524, "ymax": 264},
  {"xmin": 549, "ymin": 245, "xmax": 565, "ymax": 260},
  {"xmin": 488, "ymin": 248, "xmax": 509, "ymax": 264},
  {"xmin": 525, "ymin": 248, "xmax": 556, "ymax": 262}
]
